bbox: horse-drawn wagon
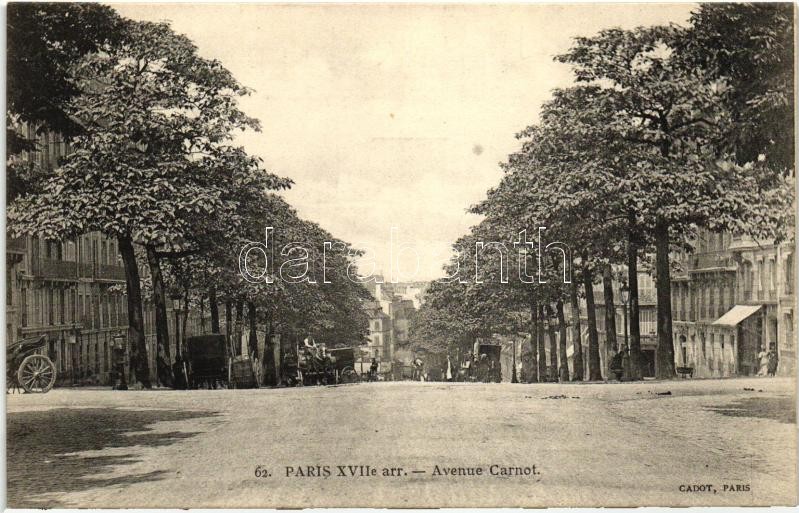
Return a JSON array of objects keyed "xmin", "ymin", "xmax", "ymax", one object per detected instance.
[
  {"xmin": 327, "ymin": 346, "xmax": 360, "ymax": 384},
  {"xmin": 185, "ymin": 334, "xmax": 229, "ymax": 389},
  {"xmin": 281, "ymin": 339, "xmax": 362, "ymax": 386}
]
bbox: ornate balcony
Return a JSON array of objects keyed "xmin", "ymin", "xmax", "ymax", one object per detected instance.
[
  {"xmin": 7, "ymin": 236, "xmax": 26, "ymax": 254},
  {"xmin": 35, "ymin": 258, "xmax": 78, "ymax": 280},
  {"xmin": 689, "ymin": 252, "xmax": 736, "ymax": 271},
  {"xmin": 96, "ymin": 264, "xmax": 126, "ymax": 281}
]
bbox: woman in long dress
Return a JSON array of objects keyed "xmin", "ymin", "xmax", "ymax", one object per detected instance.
[{"xmin": 757, "ymin": 349, "xmax": 769, "ymax": 376}]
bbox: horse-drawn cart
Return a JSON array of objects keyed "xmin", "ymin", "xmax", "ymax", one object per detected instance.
[{"xmin": 7, "ymin": 335, "xmax": 56, "ymax": 393}]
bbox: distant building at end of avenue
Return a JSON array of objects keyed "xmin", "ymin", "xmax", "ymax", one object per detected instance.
[{"xmin": 360, "ymin": 278, "xmax": 423, "ymax": 377}]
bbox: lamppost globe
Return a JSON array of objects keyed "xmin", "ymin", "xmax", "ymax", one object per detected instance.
[{"xmin": 620, "ymin": 282, "xmax": 630, "ymax": 305}]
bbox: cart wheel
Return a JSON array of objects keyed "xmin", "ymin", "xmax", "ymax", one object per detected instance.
[
  {"xmin": 341, "ymin": 367, "xmax": 359, "ymax": 383},
  {"xmin": 18, "ymin": 354, "xmax": 56, "ymax": 393}
]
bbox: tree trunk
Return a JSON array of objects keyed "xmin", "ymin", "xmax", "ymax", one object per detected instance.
[
  {"xmin": 528, "ymin": 292, "xmax": 538, "ymax": 382},
  {"xmin": 583, "ymin": 264, "xmax": 602, "ymax": 381},
  {"xmin": 263, "ymin": 310, "xmax": 277, "ymax": 386},
  {"xmin": 118, "ymin": 236, "xmax": 151, "ymax": 388},
  {"xmin": 225, "ymin": 301, "xmax": 233, "ymax": 356},
  {"xmin": 556, "ymin": 298, "xmax": 570, "ymax": 382},
  {"xmin": 199, "ymin": 294, "xmax": 206, "ymax": 333},
  {"xmin": 145, "ymin": 246, "xmax": 172, "ymax": 388},
  {"xmin": 234, "ymin": 300, "xmax": 244, "ymax": 356},
  {"xmin": 654, "ymin": 220, "xmax": 676, "ymax": 379},
  {"xmin": 248, "ymin": 301, "xmax": 258, "ymax": 359},
  {"xmin": 602, "ymin": 264, "xmax": 618, "ymax": 378},
  {"xmin": 627, "ymin": 213, "xmax": 642, "ymax": 380},
  {"xmin": 570, "ymin": 280, "xmax": 584, "ymax": 381},
  {"xmin": 547, "ymin": 305, "xmax": 558, "ymax": 381},
  {"xmin": 537, "ymin": 304, "xmax": 547, "ymax": 381},
  {"xmin": 209, "ymin": 286, "xmax": 220, "ymax": 334}
]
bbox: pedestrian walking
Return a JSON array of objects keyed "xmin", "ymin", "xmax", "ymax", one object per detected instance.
[
  {"xmin": 370, "ymin": 357, "xmax": 379, "ymax": 381},
  {"xmin": 757, "ymin": 348, "xmax": 769, "ymax": 376},
  {"xmin": 767, "ymin": 344, "xmax": 779, "ymax": 377}
]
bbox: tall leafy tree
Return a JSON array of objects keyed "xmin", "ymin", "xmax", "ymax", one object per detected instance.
[
  {"xmin": 680, "ymin": 3, "xmax": 794, "ymax": 172},
  {"xmin": 8, "ymin": 20, "xmax": 286, "ymax": 387},
  {"xmin": 556, "ymin": 26, "xmax": 790, "ymax": 378}
]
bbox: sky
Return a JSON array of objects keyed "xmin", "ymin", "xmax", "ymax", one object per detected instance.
[{"xmin": 115, "ymin": 3, "xmax": 695, "ymax": 281}]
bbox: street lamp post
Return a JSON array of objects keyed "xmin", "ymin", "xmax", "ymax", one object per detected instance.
[
  {"xmin": 620, "ymin": 282, "xmax": 630, "ymax": 350},
  {"xmin": 620, "ymin": 281, "xmax": 631, "ymax": 381}
]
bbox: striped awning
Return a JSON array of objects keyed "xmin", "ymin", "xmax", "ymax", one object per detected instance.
[{"xmin": 712, "ymin": 305, "xmax": 762, "ymax": 327}]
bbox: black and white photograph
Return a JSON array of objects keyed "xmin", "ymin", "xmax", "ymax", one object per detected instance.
[{"xmin": 4, "ymin": 2, "xmax": 797, "ymax": 508}]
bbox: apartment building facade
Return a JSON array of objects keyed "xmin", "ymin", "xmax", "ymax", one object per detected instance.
[
  {"xmin": 672, "ymin": 230, "xmax": 795, "ymax": 377},
  {"xmin": 6, "ymin": 125, "xmax": 206, "ymax": 386}
]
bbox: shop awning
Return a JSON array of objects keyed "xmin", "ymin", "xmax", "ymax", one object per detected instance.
[{"xmin": 712, "ymin": 305, "xmax": 762, "ymax": 327}]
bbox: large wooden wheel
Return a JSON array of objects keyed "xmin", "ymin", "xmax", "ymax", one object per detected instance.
[
  {"xmin": 340, "ymin": 367, "xmax": 359, "ymax": 384},
  {"xmin": 18, "ymin": 354, "xmax": 56, "ymax": 393}
]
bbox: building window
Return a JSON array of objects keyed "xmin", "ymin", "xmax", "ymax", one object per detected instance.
[
  {"xmin": 708, "ymin": 285, "xmax": 715, "ymax": 320},
  {"xmin": 21, "ymin": 288, "xmax": 27, "ymax": 327},
  {"xmin": 770, "ymin": 258, "xmax": 777, "ymax": 295},
  {"xmin": 95, "ymin": 293, "xmax": 101, "ymax": 328},
  {"xmin": 95, "ymin": 336, "xmax": 101, "ymax": 374},
  {"xmin": 374, "ymin": 334, "xmax": 381, "ymax": 345},
  {"xmin": 59, "ymin": 288, "xmax": 65, "ymax": 324},
  {"xmin": 48, "ymin": 288, "xmax": 55, "ymax": 325},
  {"xmin": 699, "ymin": 286, "xmax": 705, "ymax": 319},
  {"xmin": 110, "ymin": 295, "xmax": 117, "ymax": 326},
  {"xmin": 71, "ymin": 289, "xmax": 77, "ymax": 323}
]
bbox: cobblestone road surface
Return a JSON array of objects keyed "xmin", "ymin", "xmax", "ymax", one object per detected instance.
[{"xmin": 6, "ymin": 377, "xmax": 796, "ymax": 507}]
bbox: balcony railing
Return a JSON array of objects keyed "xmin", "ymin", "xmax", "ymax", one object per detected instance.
[
  {"xmin": 690, "ymin": 252, "xmax": 735, "ymax": 271},
  {"xmin": 78, "ymin": 262, "xmax": 94, "ymax": 279},
  {"xmin": 35, "ymin": 258, "xmax": 78, "ymax": 280},
  {"xmin": 96, "ymin": 264, "xmax": 126, "ymax": 281},
  {"xmin": 28, "ymin": 256, "xmax": 125, "ymax": 283},
  {"xmin": 7, "ymin": 236, "xmax": 26, "ymax": 254}
]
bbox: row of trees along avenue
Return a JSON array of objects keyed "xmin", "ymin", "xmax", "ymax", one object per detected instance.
[
  {"xmin": 409, "ymin": 4, "xmax": 794, "ymax": 381},
  {"xmin": 7, "ymin": 4, "xmax": 370, "ymax": 388}
]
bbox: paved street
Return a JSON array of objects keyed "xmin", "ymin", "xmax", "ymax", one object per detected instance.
[{"xmin": 7, "ymin": 377, "xmax": 796, "ymax": 508}]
